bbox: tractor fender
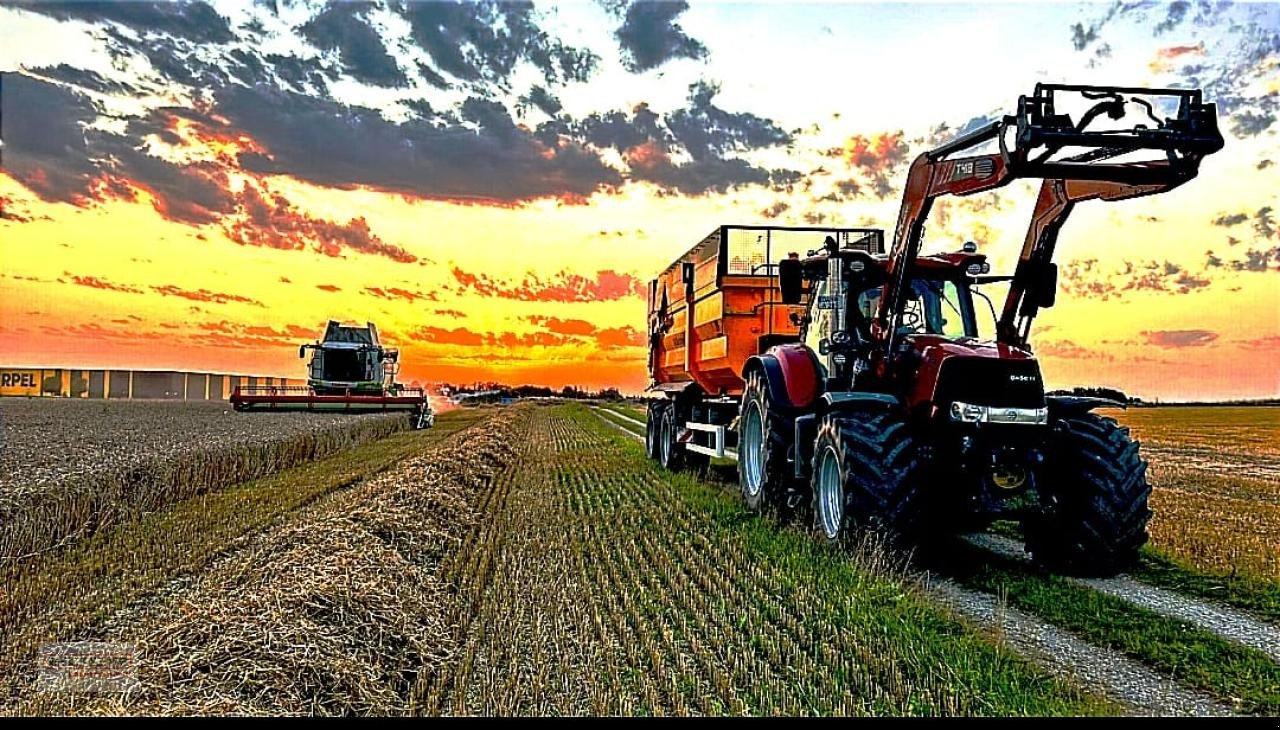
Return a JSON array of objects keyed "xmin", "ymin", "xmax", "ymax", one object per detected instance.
[
  {"xmin": 821, "ymin": 391, "xmax": 901, "ymax": 413},
  {"xmin": 1046, "ymin": 395, "xmax": 1125, "ymax": 419},
  {"xmin": 743, "ymin": 346, "xmax": 821, "ymax": 411}
]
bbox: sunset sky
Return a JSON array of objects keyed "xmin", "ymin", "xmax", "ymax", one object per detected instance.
[{"xmin": 1, "ymin": 0, "xmax": 1277, "ymax": 399}]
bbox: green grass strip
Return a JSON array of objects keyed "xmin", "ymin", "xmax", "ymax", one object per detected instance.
[
  {"xmin": 935, "ymin": 541, "xmax": 1280, "ymax": 715},
  {"xmin": 989, "ymin": 520, "xmax": 1280, "ymax": 626},
  {"xmin": 570, "ymin": 404, "xmax": 1114, "ymax": 717}
]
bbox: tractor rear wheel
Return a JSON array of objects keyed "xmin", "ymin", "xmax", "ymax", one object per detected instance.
[
  {"xmin": 1024, "ymin": 413, "xmax": 1151, "ymax": 576},
  {"xmin": 738, "ymin": 370, "xmax": 792, "ymax": 514},
  {"xmin": 809, "ymin": 410, "xmax": 925, "ymax": 547},
  {"xmin": 645, "ymin": 401, "xmax": 664, "ymax": 461}
]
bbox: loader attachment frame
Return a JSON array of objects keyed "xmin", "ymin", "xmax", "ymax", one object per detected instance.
[{"xmin": 876, "ymin": 83, "xmax": 1224, "ymax": 353}]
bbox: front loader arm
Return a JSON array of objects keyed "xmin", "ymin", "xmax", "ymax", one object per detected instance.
[{"xmin": 874, "ymin": 83, "xmax": 1223, "ymax": 355}]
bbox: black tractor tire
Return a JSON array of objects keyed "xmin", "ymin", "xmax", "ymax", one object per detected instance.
[
  {"xmin": 1024, "ymin": 413, "xmax": 1152, "ymax": 576},
  {"xmin": 645, "ymin": 401, "xmax": 664, "ymax": 461},
  {"xmin": 737, "ymin": 370, "xmax": 793, "ymax": 514},
  {"xmin": 809, "ymin": 410, "xmax": 926, "ymax": 547}
]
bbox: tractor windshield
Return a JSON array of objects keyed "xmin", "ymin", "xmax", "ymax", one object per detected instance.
[{"xmin": 857, "ymin": 278, "xmax": 976, "ymax": 339}]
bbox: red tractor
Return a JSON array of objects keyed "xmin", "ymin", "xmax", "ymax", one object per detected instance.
[{"xmin": 647, "ymin": 84, "xmax": 1222, "ymax": 575}]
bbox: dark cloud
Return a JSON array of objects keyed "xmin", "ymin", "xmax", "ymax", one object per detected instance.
[
  {"xmin": 1153, "ymin": 1, "xmax": 1189, "ymax": 35},
  {"xmin": 760, "ymin": 201, "xmax": 790, "ymax": 219},
  {"xmin": 1212, "ymin": 212, "xmax": 1249, "ymax": 227},
  {"xmin": 1231, "ymin": 110, "xmax": 1276, "ymax": 138},
  {"xmin": 1143, "ymin": 329, "xmax": 1219, "ymax": 348},
  {"xmin": 300, "ymin": 2, "xmax": 407, "ymax": 88},
  {"xmin": 396, "ymin": 0, "xmax": 598, "ymax": 88},
  {"xmin": 570, "ymin": 82, "xmax": 796, "ymax": 195},
  {"xmin": 1061, "ymin": 257, "xmax": 1215, "ymax": 300},
  {"xmin": 220, "ymin": 83, "xmax": 622, "ymax": 204},
  {"xmin": 10, "ymin": 0, "xmax": 233, "ymax": 43},
  {"xmin": 28, "ymin": 64, "xmax": 138, "ymax": 96},
  {"xmin": 616, "ymin": 0, "xmax": 708, "ymax": 72},
  {"xmin": 518, "ymin": 85, "xmax": 562, "ymax": 117},
  {"xmin": 667, "ymin": 82, "xmax": 791, "ymax": 162},
  {"xmin": 0, "ymin": 72, "xmax": 101, "ymax": 204},
  {"xmin": 223, "ymin": 182, "xmax": 416, "ymax": 263},
  {"xmin": 1256, "ymin": 206, "xmax": 1276, "ymax": 240}
]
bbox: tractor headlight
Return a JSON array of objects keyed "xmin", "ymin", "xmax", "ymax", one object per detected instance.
[
  {"xmin": 950, "ymin": 401, "xmax": 987, "ymax": 423},
  {"xmin": 949, "ymin": 401, "xmax": 1048, "ymax": 425},
  {"xmin": 966, "ymin": 262, "xmax": 991, "ymax": 275}
]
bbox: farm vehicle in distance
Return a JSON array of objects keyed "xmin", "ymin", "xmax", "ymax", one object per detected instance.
[{"xmin": 644, "ymin": 84, "xmax": 1223, "ymax": 575}]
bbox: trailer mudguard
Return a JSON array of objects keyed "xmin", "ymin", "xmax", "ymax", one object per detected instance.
[{"xmin": 743, "ymin": 344, "xmax": 822, "ymax": 411}]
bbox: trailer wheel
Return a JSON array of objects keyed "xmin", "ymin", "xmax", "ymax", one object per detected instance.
[
  {"xmin": 738, "ymin": 371, "xmax": 792, "ymax": 513},
  {"xmin": 658, "ymin": 402, "xmax": 686, "ymax": 471},
  {"xmin": 645, "ymin": 401, "xmax": 664, "ymax": 461},
  {"xmin": 1025, "ymin": 413, "xmax": 1151, "ymax": 576},
  {"xmin": 809, "ymin": 411, "xmax": 925, "ymax": 547}
]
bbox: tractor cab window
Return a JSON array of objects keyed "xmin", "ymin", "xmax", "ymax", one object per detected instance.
[{"xmin": 856, "ymin": 278, "xmax": 975, "ymax": 339}]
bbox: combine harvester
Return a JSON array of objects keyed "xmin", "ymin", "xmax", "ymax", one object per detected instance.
[
  {"xmin": 644, "ymin": 84, "xmax": 1222, "ymax": 575},
  {"xmin": 231, "ymin": 320, "xmax": 434, "ymax": 429}
]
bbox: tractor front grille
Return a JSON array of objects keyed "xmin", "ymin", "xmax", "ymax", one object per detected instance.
[{"xmin": 933, "ymin": 357, "xmax": 1045, "ymax": 409}]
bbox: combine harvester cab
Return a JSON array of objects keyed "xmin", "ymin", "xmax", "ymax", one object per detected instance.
[
  {"xmin": 231, "ymin": 320, "xmax": 433, "ymax": 429},
  {"xmin": 646, "ymin": 85, "xmax": 1223, "ymax": 576}
]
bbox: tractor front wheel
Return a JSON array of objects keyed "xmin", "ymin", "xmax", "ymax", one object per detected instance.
[
  {"xmin": 809, "ymin": 410, "xmax": 925, "ymax": 547},
  {"xmin": 1024, "ymin": 413, "xmax": 1152, "ymax": 576},
  {"xmin": 738, "ymin": 371, "xmax": 793, "ymax": 514}
]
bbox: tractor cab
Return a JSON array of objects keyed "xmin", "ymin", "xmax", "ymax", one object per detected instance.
[{"xmin": 784, "ymin": 236, "xmax": 991, "ymax": 395}]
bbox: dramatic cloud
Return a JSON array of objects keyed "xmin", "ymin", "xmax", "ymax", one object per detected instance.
[
  {"xmin": 396, "ymin": 0, "xmax": 598, "ymax": 87},
  {"xmin": 220, "ymin": 83, "xmax": 621, "ymax": 204},
  {"xmin": 1036, "ymin": 338, "xmax": 1115, "ymax": 362},
  {"xmin": 566, "ymin": 82, "xmax": 797, "ymax": 195},
  {"xmin": 1212, "ymin": 212, "xmax": 1249, "ymax": 227},
  {"xmin": 151, "ymin": 284, "xmax": 264, "ymax": 307},
  {"xmin": 12, "ymin": 0, "xmax": 233, "ymax": 43},
  {"xmin": 1061, "ymin": 258, "xmax": 1214, "ymax": 300},
  {"xmin": 300, "ymin": 2, "xmax": 407, "ymax": 87},
  {"xmin": 452, "ymin": 267, "xmax": 645, "ymax": 302},
  {"xmin": 616, "ymin": 0, "xmax": 708, "ymax": 72},
  {"xmin": 1154, "ymin": 1, "xmax": 1190, "ymax": 35},
  {"xmin": 315, "ymin": 284, "xmax": 341, "ymax": 292},
  {"xmin": 1143, "ymin": 329, "xmax": 1219, "ymax": 348},
  {"xmin": 363, "ymin": 286, "xmax": 438, "ymax": 303},
  {"xmin": 65, "ymin": 273, "xmax": 143, "ymax": 294},
  {"xmin": 223, "ymin": 182, "xmax": 416, "ymax": 263},
  {"xmin": 760, "ymin": 201, "xmax": 790, "ymax": 219},
  {"xmin": 525, "ymin": 315, "xmax": 646, "ymax": 350}
]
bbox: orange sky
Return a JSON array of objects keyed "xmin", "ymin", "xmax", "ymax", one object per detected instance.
[{"xmin": 1, "ymin": 2, "xmax": 1277, "ymax": 399}]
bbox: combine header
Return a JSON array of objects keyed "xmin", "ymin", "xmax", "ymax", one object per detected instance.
[
  {"xmin": 231, "ymin": 320, "xmax": 433, "ymax": 429},
  {"xmin": 645, "ymin": 84, "xmax": 1223, "ymax": 575}
]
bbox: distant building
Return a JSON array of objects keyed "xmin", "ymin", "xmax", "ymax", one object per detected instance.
[{"xmin": 0, "ymin": 367, "xmax": 303, "ymax": 400}]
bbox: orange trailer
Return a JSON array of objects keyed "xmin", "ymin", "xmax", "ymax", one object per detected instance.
[{"xmin": 644, "ymin": 225, "xmax": 885, "ymax": 468}]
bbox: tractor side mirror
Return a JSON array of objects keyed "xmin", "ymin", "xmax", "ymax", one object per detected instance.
[
  {"xmin": 1038, "ymin": 263, "xmax": 1058, "ymax": 309},
  {"xmin": 298, "ymin": 345, "xmax": 307, "ymax": 359},
  {"xmin": 778, "ymin": 257, "xmax": 803, "ymax": 304}
]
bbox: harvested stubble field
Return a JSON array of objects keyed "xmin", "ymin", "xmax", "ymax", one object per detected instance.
[
  {"xmin": 1, "ymin": 402, "xmax": 1275, "ymax": 716},
  {"xmin": 1105, "ymin": 406, "xmax": 1280, "ymax": 584},
  {"xmin": 0, "ymin": 398, "xmax": 412, "ymax": 564}
]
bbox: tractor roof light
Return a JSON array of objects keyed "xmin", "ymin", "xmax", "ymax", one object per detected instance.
[{"xmin": 962, "ymin": 241, "xmax": 978, "ymax": 253}]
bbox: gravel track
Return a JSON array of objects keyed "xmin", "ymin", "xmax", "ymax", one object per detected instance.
[
  {"xmin": 927, "ymin": 579, "xmax": 1234, "ymax": 716},
  {"xmin": 964, "ymin": 532, "xmax": 1280, "ymax": 661}
]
